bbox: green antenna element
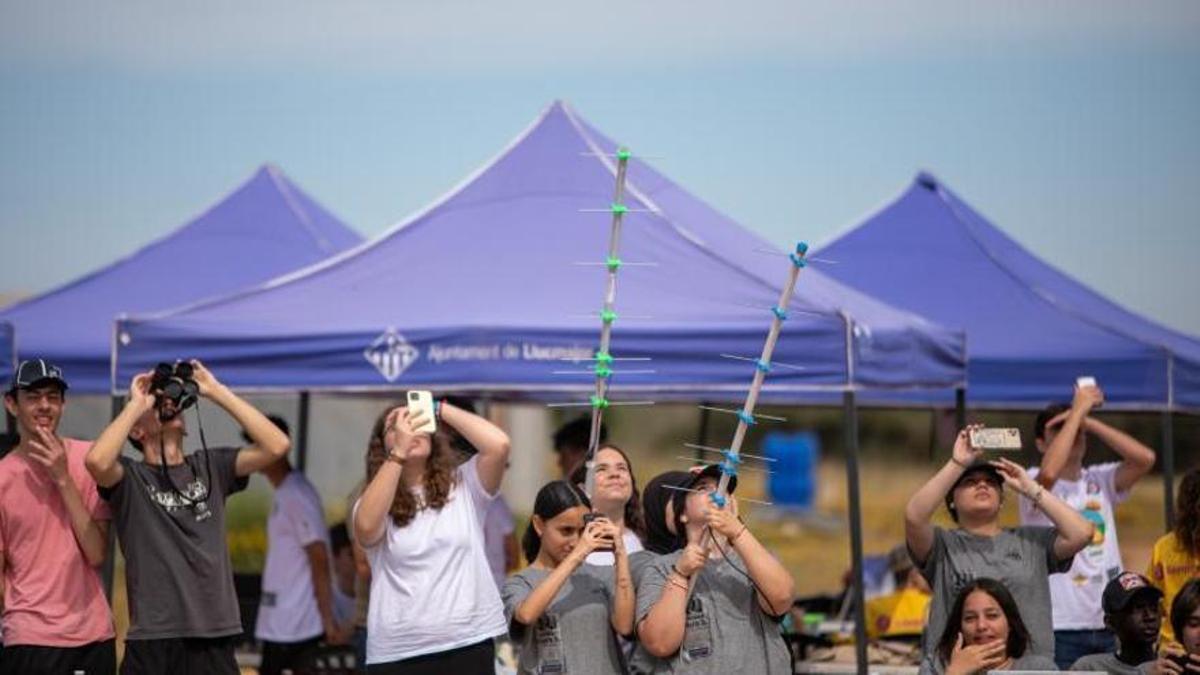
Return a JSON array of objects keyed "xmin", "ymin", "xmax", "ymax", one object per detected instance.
[
  {"xmin": 590, "ymin": 395, "xmax": 610, "ymax": 410},
  {"xmin": 600, "ymin": 309, "xmax": 617, "ymax": 324},
  {"xmin": 606, "ymin": 257, "xmax": 623, "ymax": 272},
  {"xmin": 616, "ymin": 148, "xmax": 632, "ymax": 161},
  {"xmin": 594, "ymin": 351, "xmax": 614, "ymax": 366},
  {"xmin": 594, "ymin": 364, "xmax": 613, "ymax": 379},
  {"xmin": 610, "ymin": 203, "xmax": 628, "ymax": 216}
]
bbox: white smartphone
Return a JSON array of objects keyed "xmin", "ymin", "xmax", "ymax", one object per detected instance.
[
  {"xmin": 406, "ymin": 390, "xmax": 437, "ymax": 434},
  {"xmin": 1076, "ymin": 376, "xmax": 1097, "ymax": 390},
  {"xmin": 968, "ymin": 427, "xmax": 1022, "ymax": 451}
]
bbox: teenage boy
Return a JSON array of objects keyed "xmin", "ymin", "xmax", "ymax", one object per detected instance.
[
  {"xmin": 0, "ymin": 359, "xmax": 114, "ymax": 675},
  {"xmin": 86, "ymin": 361, "xmax": 290, "ymax": 674},
  {"xmin": 1021, "ymin": 381, "xmax": 1158, "ymax": 669},
  {"xmin": 254, "ymin": 415, "xmax": 346, "ymax": 675},
  {"xmin": 1070, "ymin": 572, "xmax": 1163, "ymax": 674}
]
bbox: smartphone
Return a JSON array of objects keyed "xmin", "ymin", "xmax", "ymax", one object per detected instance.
[
  {"xmin": 582, "ymin": 512, "xmax": 615, "ymax": 551},
  {"xmin": 968, "ymin": 427, "xmax": 1022, "ymax": 451},
  {"xmin": 1076, "ymin": 376, "xmax": 1098, "ymax": 389},
  {"xmin": 406, "ymin": 390, "xmax": 437, "ymax": 434}
]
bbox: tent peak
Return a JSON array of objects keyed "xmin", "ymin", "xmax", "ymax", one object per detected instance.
[{"xmin": 915, "ymin": 171, "xmax": 940, "ymax": 190}]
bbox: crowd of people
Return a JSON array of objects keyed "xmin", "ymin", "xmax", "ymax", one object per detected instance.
[{"xmin": 0, "ymin": 358, "xmax": 1197, "ymax": 675}]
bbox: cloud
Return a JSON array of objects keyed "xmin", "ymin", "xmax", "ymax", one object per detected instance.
[{"xmin": 2, "ymin": 0, "xmax": 1197, "ymax": 74}]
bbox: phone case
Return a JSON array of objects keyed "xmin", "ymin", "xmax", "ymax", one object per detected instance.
[
  {"xmin": 969, "ymin": 427, "xmax": 1022, "ymax": 450},
  {"xmin": 406, "ymin": 390, "xmax": 437, "ymax": 434}
]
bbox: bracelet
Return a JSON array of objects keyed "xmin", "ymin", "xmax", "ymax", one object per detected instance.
[
  {"xmin": 668, "ymin": 575, "xmax": 689, "ymax": 591},
  {"xmin": 950, "ymin": 456, "xmax": 969, "ymax": 469},
  {"xmin": 385, "ymin": 452, "xmax": 405, "ymax": 465},
  {"xmin": 1028, "ymin": 484, "xmax": 1045, "ymax": 507},
  {"xmin": 671, "ymin": 564, "xmax": 691, "ymax": 580},
  {"xmin": 730, "ymin": 524, "xmax": 749, "ymax": 545}
]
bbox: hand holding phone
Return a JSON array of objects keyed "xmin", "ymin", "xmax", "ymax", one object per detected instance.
[{"xmin": 406, "ymin": 391, "xmax": 437, "ymax": 435}]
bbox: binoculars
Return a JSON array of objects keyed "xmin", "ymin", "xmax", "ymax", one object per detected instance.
[{"xmin": 150, "ymin": 361, "xmax": 199, "ymax": 421}]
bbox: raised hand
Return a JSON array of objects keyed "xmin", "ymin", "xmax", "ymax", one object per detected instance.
[
  {"xmin": 704, "ymin": 497, "xmax": 743, "ymax": 540},
  {"xmin": 990, "ymin": 456, "xmax": 1039, "ymax": 497},
  {"xmin": 383, "ymin": 407, "xmax": 429, "ymax": 462},
  {"xmin": 576, "ymin": 516, "xmax": 619, "ymax": 557},
  {"xmin": 27, "ymin": 426, "xmax": 69, "ymax": 483},
  {"xmin": 1072, "ymin": 382, "xmax": 1104, "ymax": 413},
  {"xmin": 946, "ymin": 633, "xmax": 1007, "ymax": 675},
  {"xmin": 187, "ymin": 360, "xmax": 222, "ymax": 398},
  {"xmin": 953, "ymin": 424, "xmax": 985, "ymax": 467},
  {"xmin": 674, "ymin": 542, "xmax": 709, "ymax": 579},
  {"xmin": 129, "ymin": 372, "xmax": 157, "ymax": 414}
]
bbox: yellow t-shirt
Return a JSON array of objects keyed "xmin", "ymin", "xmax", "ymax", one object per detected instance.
[
  {"xmin": 865, "ymin": 587, "xmax": 931, "ymax": 639},
  {"xmin": 1146, "ymin": 532, "xmax": 1200, "ymax": 645}
]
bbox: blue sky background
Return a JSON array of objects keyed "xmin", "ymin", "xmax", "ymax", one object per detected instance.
[{"xmin": 2, "ymin": 1, "xmax": 1198, "ymax": 332}]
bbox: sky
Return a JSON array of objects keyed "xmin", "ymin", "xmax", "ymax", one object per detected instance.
[{"xmin": 2, "ymin": 1, "xmax": 1199, "ymax": 334}]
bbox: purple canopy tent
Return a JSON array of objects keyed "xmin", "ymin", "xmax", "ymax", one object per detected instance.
[
  {"xmin": 817, "ymin": 171, "xmax": 1200, "ymax": 526},
  {"xmin": 0, "ymin": 164, "xmax": 363, "ymax": 394}
]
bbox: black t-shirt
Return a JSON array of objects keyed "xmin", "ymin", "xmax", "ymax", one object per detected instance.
[{"xmin": 100, "ymin": 447, "xmax": 248, "ymax": 640}]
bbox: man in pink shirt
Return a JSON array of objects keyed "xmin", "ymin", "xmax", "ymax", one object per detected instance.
[{"xmin": 0, "ymin": 359, "xmax": 114, "ymax": 675}]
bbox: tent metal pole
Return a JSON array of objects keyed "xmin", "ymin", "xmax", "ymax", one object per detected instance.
[
  {"xmin": 954, "ymin": 387, "xmax": 966, "ymax": 431},
  {"xmin": 297, "ymin": 391, "xmax": 311, "ymax": 473},
  {"xmin": 843, "ymin": 390, "xmax": 868, "ymax": 675},
  {"xmin": 1162, "ymin": 410, "xmax": 1175, "ymax": 531}
]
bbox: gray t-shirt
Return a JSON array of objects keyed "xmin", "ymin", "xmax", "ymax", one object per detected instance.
[
  {"xmin": 916, "ymin": 526, "xmax": 1071, "ymax": 674},
  {"xmin": 634, "ymin": 551, "xmax": 791, "ymax": 674},
  {"xmin": 1070, "ymin": 652, "xmax": 1156, "ymax": 675},
  {"xmin": 100, "ymin": 447, "xmax": 248, "ymax": 640},
  {"xmin": 502, "ymin": 564, "xmax": 626, "ymax": 674},
  {"xmin": 628, "ymin": 550, "xmax": 664, "ymax": 675}
]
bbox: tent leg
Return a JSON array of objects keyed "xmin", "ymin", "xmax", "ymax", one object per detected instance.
[
  {"xmin": 843, "ymin": 392, "xmax": 868, "ymax": 675},
  {"xmin": 954, "ymin": 387, "xmax": 966, "ymax": 431},
  {"xmin": 101, "ymin": 394, "xmax": 125, "ymax": 600},
  {"xmin": 1162, "ymin": 411, "xmax": 1175, "ymax": 531},
  {"xmin": 297, "ymin": 391, "xmax": 311, "ymax": 474},
  {"xmin": 695, "ymin": 401, "xmax": 712, "ymax": 462}
]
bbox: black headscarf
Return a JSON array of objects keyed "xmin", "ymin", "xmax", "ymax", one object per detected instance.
[{"xmin": 641, "ymin": 470, "xmax": 692, "ymax": 554}]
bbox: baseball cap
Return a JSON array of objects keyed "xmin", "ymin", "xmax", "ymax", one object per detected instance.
[
  {"xmin": 685, "ymin": 463, "xmax": 739, "ymax": 495},
  {"xmin": 1102, "ymin": 572, "xmax": 1163, "ymax": 614},
  {"xmin": 944, "ymin": 461, "xmax": 1004, "ymax": 515},
  {"xmin": 9, "ymin": 359, "xmax": 68, "ymax": 394}
]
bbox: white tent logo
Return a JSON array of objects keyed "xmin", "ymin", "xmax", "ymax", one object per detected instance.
[{"xmin": 364, "ymin": 329, "xmax": 420, "ymax": 382}]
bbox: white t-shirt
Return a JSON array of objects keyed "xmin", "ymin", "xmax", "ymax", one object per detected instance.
[
  {"xmin": 256, "ymin": 472, "xmax": 329, "ymax": 642},
  {"xmin": 585, "ymin": 530, "xmax": 644, "ymax": 566},
  {"xmin": 483, "ymin": 495, "xmax": 516, "ymax": 591},
  {"xmin": 1020, "ymin": 461, "xmax": 1129, "ymax": 630},
  {"xmin": 361, "ymin": 456, "xmax": 507, "ymax": 664}
]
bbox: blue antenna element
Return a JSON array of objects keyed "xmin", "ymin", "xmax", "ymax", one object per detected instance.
[
  {"xmin": 771, "ymin": 306, "xmax": 788, "ymax": 321},
  {"xmin": 736, "ymin": 410, "xmax": 757, "ymax": 426},
  {"xmin": 708, "ymin": 491, "xmax": 728, "ymax": 508},
  {"xmin": 755, "ymin": 359, "xmax": 772, "ymax": 373}
]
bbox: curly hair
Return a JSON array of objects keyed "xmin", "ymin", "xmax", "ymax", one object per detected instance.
[
  {"xmin": 569, "ymin": 443, "xmax": 646, "ymax": 542},
  {"xmin": 1174, "ymin": 468, "xmax": 1200, "ymax": 554},
  {"xmin": 364, "ymin": 405, "xmax": 461, "ymax": 529}
]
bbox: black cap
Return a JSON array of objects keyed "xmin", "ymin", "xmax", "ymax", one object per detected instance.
[
  {"xmin": 9, "ymin": 359, "xmax": 68, "ymax": 394},
  {"xmin": 1102, "ymin": 572, "xmax": 1163, "ymax": 614},
  {"xmin": 944, "ymin": 461, "xmax": 1004, "ymax": 515},
  {"xmin": 685, "ymin": 463, "xmax": 739, "ymax": 495}
]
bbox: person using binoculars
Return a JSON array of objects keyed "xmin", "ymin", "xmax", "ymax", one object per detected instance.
[{"xmin": 86, "ymin": 360, "xmax": 291, "ymax": 675}]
